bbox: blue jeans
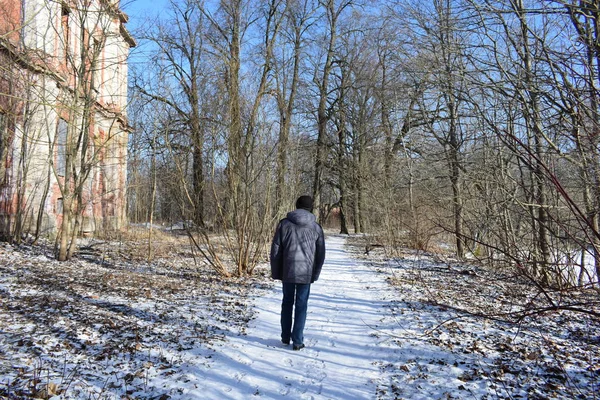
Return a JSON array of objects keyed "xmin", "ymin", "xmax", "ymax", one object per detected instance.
[{"xmin": 281, "ymin": 282, "xmax": 311, "ymax": 346}]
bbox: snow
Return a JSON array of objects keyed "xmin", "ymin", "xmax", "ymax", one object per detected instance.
[
  {"xmin": 0, "ymin": 235, "xmax": 598, "ymax": 399},
  {"xmin": 184, "ymin": 235, "xmax": 398, "ymax": 399},
  {"xmin": 558, "ymin": 248, "xmax": 599, "ymax": 285}
]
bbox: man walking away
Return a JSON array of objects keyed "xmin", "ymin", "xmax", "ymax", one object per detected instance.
[{"xmin": 270, "ymin": 196, "xmax": 326, "ymax": 350}]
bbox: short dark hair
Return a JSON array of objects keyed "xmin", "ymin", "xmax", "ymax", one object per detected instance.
[{"xmin": 295, "ymin": 195, "xmax": 314, "ymax": 211}]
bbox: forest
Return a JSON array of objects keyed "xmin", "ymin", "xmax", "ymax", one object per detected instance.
[
  {"xmin": 128, "ymin": 0, "xmax": 600, "ymax": 292},
  {"xmin": 1, "ymin": 1, "xmax": 600, "ymax": 398}
]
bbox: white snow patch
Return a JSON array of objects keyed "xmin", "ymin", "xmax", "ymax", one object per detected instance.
[
  {"xmin": 181, "ymin": 234, "xmax": 400, "ymax": 399},
  {"xmin": 1, "ymin": 235, "xmax": 597, "ymax": 399}
]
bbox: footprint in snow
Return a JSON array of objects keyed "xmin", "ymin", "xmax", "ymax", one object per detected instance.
[
  {"xmin": 292, "ymin": 383, "xmax": 308, "ymax": 395},
  {"xmin": 308, "ymin": 371, "xmax": 327, "ymax": 383},
  {"xmin": 278, "ymin": 383, "xmax": 291, "ymax": 396},
  {"xmin": 234, "ymin": 371, "xmax": 246, "ymax": 382},
  {"xmin": 304, "ymin": 359, "xmax": 327, "ymax": 382},
  {"xmin": 283, "ymin": 357, "xmax": 293, "ymax": 367},
  {"xmin": 236, "ymin": 354, "xmax": 253, "ymax": 365},
  {"xmin": 303, "ymin": 359, "xmax": 325, "ymax": 370}
]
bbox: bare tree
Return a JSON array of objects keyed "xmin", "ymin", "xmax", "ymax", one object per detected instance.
[
  {"xmin": 273, "ymin": 0, "xmax": 318, "ymax": 218},
  {"xmin": 135, "ymin": 0, "xmax": 210, "ymax": 228},
  {"xmin": 403, "ymin": 0, "xmax": 472, "ymax": 259},
  {"xmin": 312, "ymin": 0, "xmax": 353, "ymax": 221}
]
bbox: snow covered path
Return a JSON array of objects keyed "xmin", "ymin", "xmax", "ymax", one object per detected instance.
[
  {"xmin": 188, "ymin": 234, "xmax": 397, "ymax": 399},
  {"xmin": 3, "ymin": 234, "xmax": 596, "ymax": 399},
  {"xmin": 2, "ymin": 233, "xmax": 597, "ymax": 398}
]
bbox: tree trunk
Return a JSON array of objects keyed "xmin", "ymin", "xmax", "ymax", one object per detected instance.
[
  {"xmin": 448, "ymin": 125, "xmax": 464, "ymax": 259},
  {"xmin": 514, "ymin": 0, "xmax": 550, "ymax": 284},
  {"xmin": 190, "ymin": 85, "xmax": 205, "ymax": 228},
  {"xmin": 313, "ymin": 1, "xmax": 339, "ymax": 221},
  {"xmin": 338, "ymin": 120, "xmax": 349, "ymax": 235},
  {"xmin": 148, "ymin": 135, "xmax": 157, "ymax": 261},
  {"xmin": 275, "ymin": 13, "xmax": 303, "ymax": 217},
  {"xmin": 57, "ymin": 195, "xmax": 72, "ymax": 261}
]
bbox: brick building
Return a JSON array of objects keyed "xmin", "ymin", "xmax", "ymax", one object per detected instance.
[{"xmin": 0, "ymin": 0, "xmax": 134, "ymax": 239}]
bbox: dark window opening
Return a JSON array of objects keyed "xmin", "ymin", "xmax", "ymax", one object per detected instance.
[{"xmin": 56, "ymin": 119, "xmax": 67, "ymax": 176}]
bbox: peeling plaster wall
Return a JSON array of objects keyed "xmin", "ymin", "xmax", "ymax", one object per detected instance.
[{"xmin": 0, "ymin": 0, "xmax": 133, "ymax": 239}]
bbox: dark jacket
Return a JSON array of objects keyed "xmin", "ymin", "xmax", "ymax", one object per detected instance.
[{"xmin": 270, "ymin": 209, "xmax": 326, "ymax": 284}]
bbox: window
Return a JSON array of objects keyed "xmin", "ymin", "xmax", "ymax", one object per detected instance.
[
  {"xmin": 91, "ymin": 37, "xmax": 102, "ymax": 94},
  {"xmin": 0, "ymin": 112, "xmax": 7, "ymax": 178},
  {"xmin": 20, "ymin": 0, "xmax": 33, "ymax": 48},
  {"xmin": 0, "ymin": 112, "xmax": 6, "ymax": 146},
  {"xmin": 61, "ymin": 5, "xmax": 70, "ymax": 64},
  {"xmin": 56, "ymin": 119, "xmax": 67, "ymax": 176},
  {"xmin": 20, "ymin": 0, "xmax": 41, "ymax": 50}
]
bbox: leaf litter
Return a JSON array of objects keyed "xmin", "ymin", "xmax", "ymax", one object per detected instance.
[
  {"xmin": 0, "ymin": 237, "xmax": 264, "ymax": 399},
  {"xmin": 0, "ymin": 233, "xmax": 598, "ymax": 399},
  {"xmin": 348, "ymin": 236, "xmax": 600, "ymax": 399}
]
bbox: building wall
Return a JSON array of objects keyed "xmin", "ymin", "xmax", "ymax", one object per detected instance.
[{"xmin": 0, "ymin": 0, "xmax": 134, "ymax": 239}]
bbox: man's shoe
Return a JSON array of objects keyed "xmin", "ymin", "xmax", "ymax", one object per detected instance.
[
  {"xmin": 282, "ymin": 338, "xmax": 290, "ymax": 345},
  {"xmin": 292, "ymin": 344, "xmax": 305, "ymax": 351}
]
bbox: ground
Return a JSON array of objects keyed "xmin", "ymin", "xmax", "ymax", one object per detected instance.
[{"xmin": 0, "ymin": 232, "xmax": 598, "ymax": 399}]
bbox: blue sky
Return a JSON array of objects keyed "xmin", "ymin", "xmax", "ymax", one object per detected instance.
[
  {"xmin": 122, "ymin": 0, "xmax": 169, "ymax": 32},
  {"xmin": 121, "ymin": 0, "xmax": 171, "ymax": 66}
]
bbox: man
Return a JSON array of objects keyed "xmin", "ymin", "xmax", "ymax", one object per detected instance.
[{"xmin": 270, "ymin": 195, "xmax": 326, "ymax": 350}]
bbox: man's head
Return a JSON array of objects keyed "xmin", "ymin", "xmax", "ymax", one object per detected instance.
[{"xmin": 296, "ymin": 195, "xmax": 314, "ymax": 212}]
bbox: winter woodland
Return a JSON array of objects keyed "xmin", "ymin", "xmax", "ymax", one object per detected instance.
[{"xmin": 1, "ymin": 0, "xmax": 599, "ymax": 399}]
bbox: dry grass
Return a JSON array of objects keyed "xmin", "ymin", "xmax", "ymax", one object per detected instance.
[{"xmin": 0, "ymin": 228, "xmax": 271, "ymax": 399}]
